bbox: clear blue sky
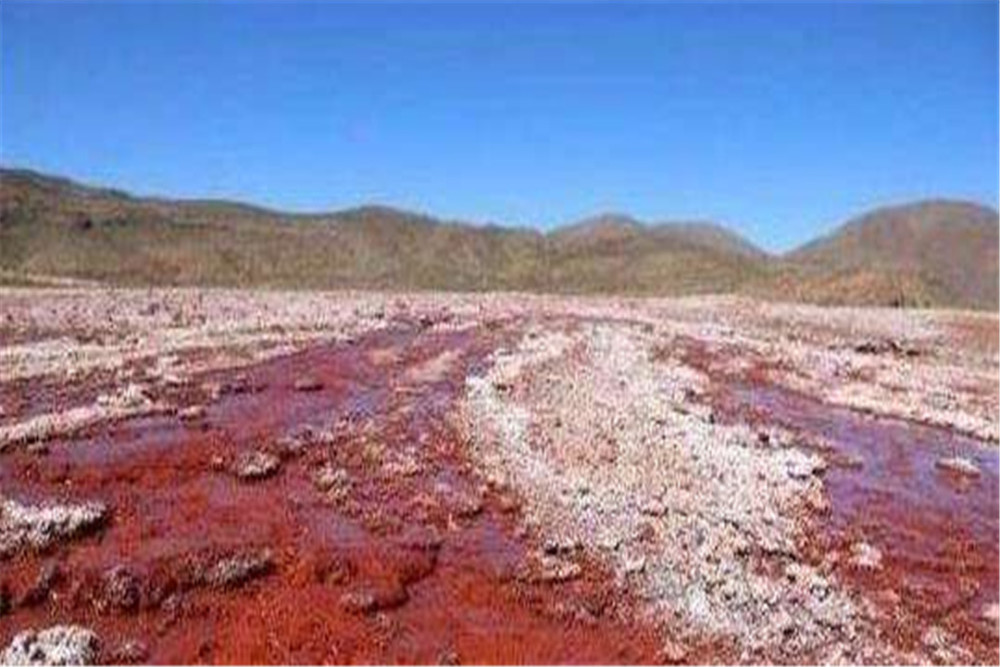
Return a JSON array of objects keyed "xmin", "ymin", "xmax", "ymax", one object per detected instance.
[{"xmin": 1, "ymin": 1, "xmax": 996, "ymax": 251}]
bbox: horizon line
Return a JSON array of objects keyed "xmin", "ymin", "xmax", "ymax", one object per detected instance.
[{"xmin": 2, "ymin": 161, "xmax": 996, "ymax": 256}]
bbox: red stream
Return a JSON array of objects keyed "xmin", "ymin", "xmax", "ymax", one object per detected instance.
[{"xmin": 1, "ymin": 323, "xmax": 668, "ymax": 664}]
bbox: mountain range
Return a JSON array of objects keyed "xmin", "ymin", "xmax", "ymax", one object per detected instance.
[{"xmin": 1, "ymin": 167, "xmax": 996, "ymax": 310}]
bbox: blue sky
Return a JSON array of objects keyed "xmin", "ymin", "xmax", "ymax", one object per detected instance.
[{"xmin": 1, "ymin": 1, "xmax": 996, "ymax": 251}]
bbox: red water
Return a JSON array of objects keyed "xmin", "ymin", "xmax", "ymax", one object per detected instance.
[
  {"xmin": 1, "ymin": 322, "xmax": 671, "ymax": 664},
  {"xmin": 705, "ymin": 371, "xmax": 999, "ymax": 661}
]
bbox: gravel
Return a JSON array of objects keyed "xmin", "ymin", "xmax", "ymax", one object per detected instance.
[
  {"xmin": 1, "ymin": 626, "xmax": 99, "ymax": 666},
  {"xmin": 0, "ymin": 497, "xmax": 107, "ymax": 558},
  {"xmin": 232, "ymin": 450, "xmax": 281, "ymax": 481},
  {"xmin": 203, "ymin": 549, "xmax": 274, "ymax": 588},
  {"xmin": 462, "ymin": 320, "xmax": 895, "ymax": 662}
]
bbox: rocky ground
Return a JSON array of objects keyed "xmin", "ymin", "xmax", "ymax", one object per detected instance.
[{"xmin": 0, "ymin": 287, "xmax": 996, "ymax": 664}]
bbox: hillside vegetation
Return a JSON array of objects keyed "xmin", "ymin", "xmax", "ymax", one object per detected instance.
[{"xmin": 1, "ymin": 168, "xmax": 996, "ymax": 309}]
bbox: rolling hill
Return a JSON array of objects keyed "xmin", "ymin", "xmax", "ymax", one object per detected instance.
[
  {"xmin": 1, "ymin": 167, "xmax": 996, "ymax": 309},
  {"xmin": 779, "ymin": 200, "xmax": 999, "ymax": 309},
  {"xmin": 0, "ymin": 168, "xmax": 768, "ymax": 296}
]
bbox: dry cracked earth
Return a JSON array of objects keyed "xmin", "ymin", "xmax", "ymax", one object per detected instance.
[{"xmin": 0, "ymin": 288, "xmax": 997, "ymax": 665}]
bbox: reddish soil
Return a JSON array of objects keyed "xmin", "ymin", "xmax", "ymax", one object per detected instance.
[{"xmin": 0, "ymin": 322, "xmax": 670, "ymax": 664}]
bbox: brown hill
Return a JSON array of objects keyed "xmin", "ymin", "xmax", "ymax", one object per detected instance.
[
  {"xmin": 0, "ymin": 168, "xmax": 765, "ymax": 295},
  {"xmin": 545, "ymin": 213, "xmax": 768, "ymax": 294},
  {"xmin": 782, "ymin": 200, "xmax": 999, "ymax": 309},
  {"xmin": 0, "ymin": 169, "xmax": 549, "ymax": 291},
  {"xmin": 1, "ymin": 168, "xmax": 996, "ymax": 309}
]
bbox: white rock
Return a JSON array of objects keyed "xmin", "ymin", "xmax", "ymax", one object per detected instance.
[
  {"xmin": 623, "ymin": 554, "xmax": 646, "ymax": 574},
  {"xmin": 935, "ymin": 456, "xmax": 980, "ymax": 477},
  {"xmin": 849, "ymin": 541, "xmax": 883, "ymax": 571},
  {"xmin": 983, "ymin": 602, "xmax": 1000, "ymax": 629},
  {"xmin": 232, "ymin": 450, "xmax": 280, "ymax": 480},
  {"xmin": 178, "ymin": 405, "xmax": 206, "ymax": 422},
  {"xmin": 1, "ymin": 626, "xmax": 99, "ymax": 666},
  {"xmin": 0, "ymin": 498, "xmax": 107, "ymax": 558}
]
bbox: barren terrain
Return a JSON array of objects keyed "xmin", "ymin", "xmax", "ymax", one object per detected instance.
[
  {"xmin": 0, "ymin": 287, "xmax": 997, "ymax": 664},
  {"xmin": 3, "ymin": 169, "xmax": 998, "ymax": 310}
]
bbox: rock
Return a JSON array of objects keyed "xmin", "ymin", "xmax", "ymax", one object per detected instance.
[
  {"xmin": 204, "ymin": 550, "xmax": 273, "ymax": 588},
  {"xmin": 107, "ymin": 640, "xmax": 148, "ymax": 664},
  {"xmin": 98, "ymin": 383, "xmax": 150, "ymax": 410},
  {"xmin": 492, "ymin": 380, "xmax": 513, "ymax": 393},
  {"xmin": 921, "ymin": 625, "xmax": 949, "ymax": 650},
  {"xmin": 313, "ymin": 465, "xmax": 350, "ymax": 495},
  {"xmin": 161, "ymin": 373, "xmax": 185, "ymax": 388},
  {"xmin": 849, "ymin": 541, "xmax": 883, "ymax": 571},
  {"xmin": 623, "ymin": 554, "xmax": 646, "ymax": 575},
  {"xmin": 339, "ymin": 584, "xmax": 409, "ymax": 615},
  {"xmin": 293, "ymin": 376, "xmax": 323, "ymax": 392},
  {"xmin": 536, "ymin": 556, "xmax": 582, "ymax": 583},
  {"xmin": 833, "ymin": 452, "xmax": 864, "ymax": 469},
  {"xmin": 202, "ymin": 382, "xmax": 223, "ymax": 402},
  {"xmin": 436, "ymin": 648, "xmax": 461, "ymax": 665},
  {"xmin": 232, "ymin": 451, "xmax": 281, "ymax": 481},
  {"xmin": 854, "ymin": 340, "xmax": 889, "ymax": 355},
  {"xmin": 0, "ymin": 498, "xmax": 108, "ymax": 558},
  {"xmin": 26, "ymin": 442, "xmax": 49, "ymax": 456},
  {"xmin": 597, "ymin": 535, "xmax": 622, "ymax": 552},
  {"xmin": 658, "ymin": 638, "xmax": 689, "ymax": 664},
  {"xmin": 178, "ymin": 405, "xmax": 206, "ymax": 422},
  {"xmin": 785, "ymin": 455, "xmax": 826, "ymax": 480},
  {"xmin": 159, "ymin": 592, "xmax": 184, "ymax": 620},
  {"xmin": 935, "ymin": 456, "xmax": 980, "ymax": 478},
  {"xmin": 542, "ymin": 536, "xmax": 580, "ymax": 555},
  {"xmin": 852, "ymin": 338, "xmax": 920, "ymax": 357},
  {"xmin": 1, "ymin": 625, "xmax": 99, "ymax": 666},
  {"xmin": 983, "ymin": 602, "xmax": 1000, "ymax": 630},
  {"xmin": 225, "ymin": 374, "xmax": 253, "ymax": 395},
  {"xmin": 275, "ymin": 429, "xmax": 314, "ymax": 459},
  {"xmin": 640, "ymin": 500, "xmax": 667, "ymax": 517},
  {"xmin": 100, "ymin": 566, "xmax": 140, "ymax": 612},
  {"xmin": 452, "ymin": 494, "xmax": 483, "ymax": 519}
]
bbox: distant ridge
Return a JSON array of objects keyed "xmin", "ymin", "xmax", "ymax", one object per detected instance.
[
  {"xmin": 783, "ymin": 200, "xmax": 999, "ymax": 309},
  {"xmin": 1, "ymin": 167, "xmax": 996, "ymax": 309}
]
